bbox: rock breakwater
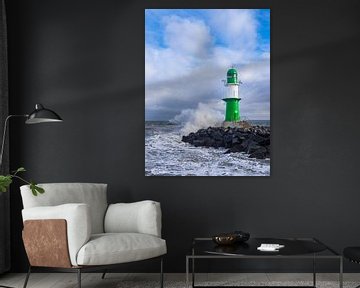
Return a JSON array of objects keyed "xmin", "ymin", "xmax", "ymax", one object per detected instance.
[{"xmin": 181, "ymin": 126, "xmax": 270, "ymax": 159}]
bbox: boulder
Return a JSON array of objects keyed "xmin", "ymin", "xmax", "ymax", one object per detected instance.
[
  {"xmin": 225, "ymin": 144, "xmax": 243, "ymax": 153},
  {"xmin": 212, "ymin": 130, "xmax": 223, "ymax": 141},
  {"xmin": 193, "ymin": 139, "xmax": 205, "ymax": 147},
  {"xmin": 232, "ymin": 136, "xmax": 243, "ymax": 145},
  {"xmin": 249, "ymin": 151, "xmax": 266, "ymax": 159},
  {"xmin": 249, "ymin": 133, "xmax": 266, "ymax": 143},
  {"xmin": 247, "ymin": 142, "xmax": 263, "ymax": 154},
  {"xmin": 204, "ymin": 137, "xmax": 215, "ymax": 147},
  {"xmin": 239, "ymin": 139, "xmax": 253, "ymax": 152},
  {"xmin": 259, "ymin": 138, "xmax": 270, "ymax": 146}
]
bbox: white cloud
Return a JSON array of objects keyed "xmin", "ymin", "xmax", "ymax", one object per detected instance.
[
  {"xmin": 208, "ymin": 9, "xmax": 258, "ymax": 51},
  {"xmin": 211, "ymin": 47, "xmax": 253, "ymax": 67},
  {"xmin": 145, "ymin": 16, "xmax": 212, "ymax": 85},
  {"xmin": 163, "ymin": 15, "xmax": 212, "ymax": 58},
  {"xmin": 145, "ymin": 46, "xmax": 192, "ymax": 83},
  {"xmin": 239, "ymin": 60, "xmax": 270, "ymax": 83}
]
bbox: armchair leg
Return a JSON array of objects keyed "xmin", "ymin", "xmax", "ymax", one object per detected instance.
[
  {"xmin": 101, "ymin": 270, "xmax": 107, "ymax": 279},
  {"xmin": 160, "ymin": 257, "xmax": 164, "ymax": 288},
  {"xmin": 77, "ymin": 269, "xmax": 81, "ymax": 288},
  {"xmin": 23, "ymin": 266, "xmax": 31, "ymax": 288}
]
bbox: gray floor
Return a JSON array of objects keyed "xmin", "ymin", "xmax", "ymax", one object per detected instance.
[{"xmin": 0, "ymin": 273, "xmax": 359, "ymax": 288}]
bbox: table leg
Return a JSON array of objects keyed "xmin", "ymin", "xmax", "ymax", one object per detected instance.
[
  {"xmin": 313, "ymin": 254, "xmax": 316, "ymax": 287},
  {"xmin": 192, "ymin": 247, "xmax": 195, "ymax": 288},
  {"xmin": 186, "ymin": 257, "xmax": 189, "ymax": 288},
  {"xmin": 339, "ymin": 257, "xmax": 343, "ymax": 288},
  {"xmin": 192, "ymin": 257, "xmax": 195, "ymax": 288}
]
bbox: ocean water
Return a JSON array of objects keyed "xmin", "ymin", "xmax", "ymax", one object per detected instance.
[{"xmin": 145, "ymin": 121, "xmax": 270, "ymax": 176}]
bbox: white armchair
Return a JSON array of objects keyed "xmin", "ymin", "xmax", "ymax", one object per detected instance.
[{"xmin": 20, "ymin": 183, "xmax": 166, "ymax": 288}]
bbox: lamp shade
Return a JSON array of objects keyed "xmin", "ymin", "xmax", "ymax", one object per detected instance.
[{"xmin": 25, "ymin": 104, "xmax": 63, "ymax": 124}]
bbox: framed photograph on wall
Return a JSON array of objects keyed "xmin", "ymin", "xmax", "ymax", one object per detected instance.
[{"xmin": 145, "ymin": 9, "xmax": 270, "ymax": 176}]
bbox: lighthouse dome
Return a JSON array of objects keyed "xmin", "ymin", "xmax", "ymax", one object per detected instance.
[{"xmin": 226, "ymin": 68, "xmax": 238, "ymax": 84}]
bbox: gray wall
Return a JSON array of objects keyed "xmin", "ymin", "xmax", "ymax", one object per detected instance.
[{"xmin": 6, "ymin": 0, "xmax": 360, "ymax": 272}]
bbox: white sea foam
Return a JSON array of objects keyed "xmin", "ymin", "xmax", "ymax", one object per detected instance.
[{"xmin": 145, "ymin": 123, "xmax": 270, "ymax": 176}]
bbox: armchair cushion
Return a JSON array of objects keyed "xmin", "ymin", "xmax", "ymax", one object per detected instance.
[
  {"xmin": 104, "ymin": 200, "xmax": 162, "ymax": 237},
  {"xmin": 76, "ymin": 233, "xmax": 167, "ymax": 266},
  {"xmin": 21, "ymin": 183, "xmax": 108, "ymax": 234},
  {"xmin": 22, "ymin": 203, "xmax": 91, "ymax": 266}
]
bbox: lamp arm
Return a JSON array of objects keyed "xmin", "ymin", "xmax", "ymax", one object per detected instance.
[{"xmin": 0, "ymin": 114, "xmax": 28, "ymax": 169}]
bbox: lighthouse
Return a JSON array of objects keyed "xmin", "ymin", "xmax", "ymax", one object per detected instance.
[{"xmin": 222, "ymin": 67, "xmax": 241, "ymax": 124}]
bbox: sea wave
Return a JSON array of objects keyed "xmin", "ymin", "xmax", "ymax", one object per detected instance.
[{"xmin": 145, "ymin": 123, "xmax": 270, "ymax": 176}]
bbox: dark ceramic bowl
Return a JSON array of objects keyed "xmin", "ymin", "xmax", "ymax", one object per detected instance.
[
  {"xmin": 212, "ymin": 234, "xmax": 237, "ymax": 245},
  {"xmin": 212, "ymin": 231, "xmax": 250, "ymax": 246}
]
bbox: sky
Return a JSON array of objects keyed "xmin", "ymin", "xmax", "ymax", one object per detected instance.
[{"xmin": 145, "ymin": 9, "xmax": 270, "ymax": 122}]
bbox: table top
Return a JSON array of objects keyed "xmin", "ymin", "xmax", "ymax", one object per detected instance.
[{"xmin": 189, "ymin": 237, "xmax": 340, "ymax": 258}]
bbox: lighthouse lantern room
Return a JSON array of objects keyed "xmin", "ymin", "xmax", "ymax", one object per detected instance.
[{"xmin": 222, "ymin": 67, "xmax": 241, "ymax": 122}]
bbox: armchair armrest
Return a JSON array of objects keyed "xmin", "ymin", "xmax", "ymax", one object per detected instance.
[
  {"xmin": 22, "ymin": 203, "xmax": 91, "ymax": 266},
  {"xmin": 104, "ymin": 200, "xmax": 162, "ymax": 237}
]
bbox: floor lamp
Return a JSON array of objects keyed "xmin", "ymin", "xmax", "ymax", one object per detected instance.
[
  {"xmin": 0, "ymin": 103, "xmax": 63, "ymax": 167},
  {"xmin": 0, "ymin": 103, "xmax": 62, "ymax": 288}
]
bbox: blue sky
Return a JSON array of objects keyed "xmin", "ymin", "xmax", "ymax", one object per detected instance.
[{"xmin": 145, "ymin": 9, "xmax": 270, "ymax": 123}]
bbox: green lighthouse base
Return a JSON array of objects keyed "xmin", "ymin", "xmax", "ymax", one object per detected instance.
[{"xmin": 222, "ymin": 97, "xmax": 240, "ymax": 122}]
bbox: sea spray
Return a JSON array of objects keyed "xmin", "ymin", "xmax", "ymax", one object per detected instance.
[{"xmin": 172, "ymin": 102, "xmax": 224, "ymax": 135}]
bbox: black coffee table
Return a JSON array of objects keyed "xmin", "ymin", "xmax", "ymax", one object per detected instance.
[{"xmin": 186, "ymin": 237, "xmax": 342, "ymax": 288}]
